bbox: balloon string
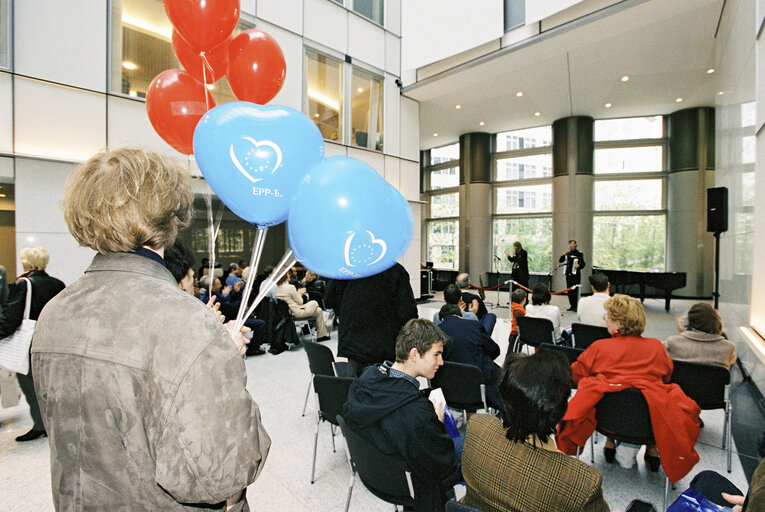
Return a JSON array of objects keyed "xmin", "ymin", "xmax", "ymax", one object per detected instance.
[
  {"xmin": 239, "ymin": 250, "xmax": 297, "ymax": 324},
  {"xmin": 232, "ymin": 226, "xmax": 268, "ymax": 336},
  {"xmin": 204, "ymin": 194, "xmax": 225, "ymax": 286},
  {"xmin": 200, "ymin": 52, "xmax": 211, "ymax": 112}
]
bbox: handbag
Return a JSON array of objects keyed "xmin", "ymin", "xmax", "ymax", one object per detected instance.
[{"xmin": 0, "ymin": 278, "xmax": 36, "ymax": 375}]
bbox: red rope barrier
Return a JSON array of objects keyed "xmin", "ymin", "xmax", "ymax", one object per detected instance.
[{"xmin": 466, "ymin": 281, "xmax": 580, "ymax": 295}]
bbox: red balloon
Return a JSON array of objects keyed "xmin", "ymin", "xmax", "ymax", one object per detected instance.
[
  {"xmin": 227, "ymin": 29, "xmax": 286, "ymax": 105},
  {"xmin": 146, "ymin": 69, "xmax": 215, "ymax": 155},
  {"xmin": 162, "ymin": 0, "xmax": 239, "ymax": 52},
  {"xmin": 172, "ymin": 30, "xmax": 230, "ymax": 83}
]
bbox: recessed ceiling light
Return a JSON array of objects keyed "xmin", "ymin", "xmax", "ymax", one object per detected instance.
[
  {"xmin": 717, "ymin": 91, "xmax": 724, "ymax": 95},
  {"xmin": 620, "ymin": 75, "xmax": 629, "ymax": 82},
  {"xmin": 706, "ymin": 68, "xmax": 715, "ymax": 74},
  {"xmin": 675, "ymin": 97, "xmax": 683, "ymax": 102},
  {"xmin": 0, "ymin": 194, "xmax": 5, "ymax": 198},
  {"xmin": 479, "ymin": 121, "xmax": 485, "ymax": 126},
  {"xmin": 534, "ymin": 112, "xmax": 541, "ymax": 117},
  {"xmin": 122, "ymin": 61, "xmax": 137, "ymax": 70},
  {"xmin": 604, "ymin": 102, "xmax": 612, "ymax": 108},
  {"xmin": 455, "ymin": 104, "xmax": 462, "ymax": 110},
  {"xmin": 357, "ymin": 87, "xmax": 363, "ymax": 93},
  {"xmin": 516, "ymin": 91, "xmax": 524, "ymax": 97},
  {"xmin": 433, "ymin": 132, "xmax": 439, "ymax": 137},
  {"xmin": 314, "ymin": 113, "xmax": 319, "ymax": 118}
]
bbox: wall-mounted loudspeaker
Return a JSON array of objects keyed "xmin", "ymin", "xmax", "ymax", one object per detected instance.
[{"xmin": 707, "ymin": 187, "xmax": 728, "ymax": 233}]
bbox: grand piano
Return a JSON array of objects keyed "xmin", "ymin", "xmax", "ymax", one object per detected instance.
[{"xmin": 594, "ymin": 268, "xmax": 687, "ymax": 311}]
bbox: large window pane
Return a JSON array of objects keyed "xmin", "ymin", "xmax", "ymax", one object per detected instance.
[
  {"xmin": 0, "ymin": 0, "xmax": 8, "ymax": 70},
  {"xmin": 593, "ymin": 215, "xmax": 666, "ymax": 271},
  {"xmin": 306, "ymin": 50, "xmax": 343, "ymax": 142},
  {"xmin": 430, "ymin": 143, "xmax": 459, "ymax": 165},
  {"xmin": 496, "ymin": 126, "xmax": 551, "ymax": 152},
  {"xmin": 427, "ymin": 220, "xmax": 459, "ymax": 270},
  {"xmin": 734, "ymin": 211, "xmax": 753, "ymax": 275},
  {"xmin": 351, "ymin": 68, "xmax": 383, "ymax": 151},
  {"xmin": 595, "ymin": 116, "xmax": 663, "ymax": 141},
  {"xmin": 430, "ymin": 193, "xmax": 459, "ymax": 218},
  {"xmin": 353, "ymin": 0, "xmax": 384, "ymax": 25},
  {"xmin": 496, "ymin": 153, "xmax": 552, "ymax": 180},
  {"xmin": 496, "ymin": 184, "xmax": 552, "ymax": 214},
  {"xmin": 594, "ymin": 146, "xmax": 663, "ymax": 174},
  {"xmin": 493, "ymin": 218, "xmax": 552, "ymax": 273},
  {"xmin": 430, "ymin": 167, "xmax": 459, "ymax": 190},
  {"xmin": 594, "ymin": 179, "xmax": 662, "ymax": 211}
]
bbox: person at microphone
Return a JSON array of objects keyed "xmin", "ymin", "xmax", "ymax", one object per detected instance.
[
  {"xmin": 503, "ymin": 241, "xmax": 529, "ymax": 291},
  {"xmin": 559, "ymin": 239, "xmax": 585, "ymax": 312}
]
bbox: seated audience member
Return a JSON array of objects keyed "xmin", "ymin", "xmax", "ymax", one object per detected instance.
[
  {"xmin": 344, "ymin": 319, "xmax": 458, "ymax": 512},
  {"xmin": 437, "ymin": 304, "xmax": 501, "ymax": 409},
  {"xmin": 577, "ymin": 273, "xmax": 610, "ymax": 327},
  {"xmin": 664, "ymin": 303, "xmax": 737, "ymax": 370},
  {"xmin": 557, "ymin": 294, "xmax": 700, "ymax": 482},
  {"xmin": 525, "ymin": 283, "xmax": 562, "ymax": 338},
  {"xmin": 432, "ymin": 283, "xmax": 479, "ymax": 326},
  {"xmin": 276, "ymin": 273, "xmax": 330, "ymax": 341},
  {"xmin": 226, "ymin": 262, "xmax": 243, "ymax": 288},
  {"xmin": 462, "ymin": 351, "xmax": 610, "ymax": 512},
  {"xmin": 456, "ymin": 273, "xmax": 497, "ymax": 335},
  {"xmin": 257, "ymin": 266, "xmax": 277, "ymax": 301},
  {"xmin": 507, "ymin": 288, "xmax": 527, "ymax": 364}
]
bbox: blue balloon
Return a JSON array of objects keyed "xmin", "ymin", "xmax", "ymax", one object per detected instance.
[
  {"xmin": 193, "ymin": 101, "xmax": 325, "ymax": 226},
  {"xmin": 288, "ymin": 156, "xmax": 414, "ymax": 279}
]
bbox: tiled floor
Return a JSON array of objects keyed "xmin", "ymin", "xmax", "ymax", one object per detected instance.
[{"xmin": 0, "ymin": 293, "xmax": 759, "ymax": 511}]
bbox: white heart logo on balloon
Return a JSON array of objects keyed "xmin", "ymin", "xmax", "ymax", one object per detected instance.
[
  {"xmin": 229, "ymin": 137, "xmax": 283, "ymax": 184},
  {"xmin": 344, "ymin": 230, "xmax": 387, "ymax": 267}
]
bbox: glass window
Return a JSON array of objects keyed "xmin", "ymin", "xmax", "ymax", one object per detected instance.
[
  {"xmin": 496, "ymin": 126, "xmax": 552, "ymax": 152},
  {"xmin": 430, "ymin": 193, "xmax": 459, "ymax": 218},
  {"xmin": 306, "ymin": 50, "xmax": 343, "ymax": 142},
  {"xmin": 595, "ymin": 116, "xmax": 663, "ymax": 141},
  {"xmin": 496, "ymin": 184, "xmax": 552, "ymax": 214},
  {"xmin": 594, "ymin": 179, "xmax": 662, "ymax": 211},
  {"xmin": 492, "ymin": 218, "xmax": 552, "ymax": 273},
  {"xmin": 594, "ymin": 146, "xmax": 663, "ymax": 174},
  {"xmin": 0, "ymin": 0, "xmax": 9, "ymax": 70},
  {"xmin": 593, "ymin": 215, "xmax": 666, "ymax": 271},
  {"xmin": 351, "ymin": 68, "xmax": 383, "ymax": 151},
  {"xmin": 427, "ymin": 220, "xmax": 459, "ymax": 270},
  {"xmin": 430, "ymin": 167, "xmax": 459, "ymax": 190},
  {"xmin": 496, "ymin": 153, "xmax": 552, "ymax": 180},
  {"xmin": 734, "ymin": 212, "xmax": 753, "ymax": 275},
  {"xmin": 353, "ymin": 0, "xmax": 384, "ymax": 25},
  {"xmin": 430, "ymin": 143, "xmax": 459, "ymax": 165}
]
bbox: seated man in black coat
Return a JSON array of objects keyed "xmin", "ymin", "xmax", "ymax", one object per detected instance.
[
  {"xmin": 344, "ymin": 319, "xmax": 458, "ymax": 512},
  {"xmin": 437, "ymin": 304, "xmax": 501, "ymax": 410},
  {"xmin": 455, "ymin": 273, "xmax": 497, "ymax": 336}
]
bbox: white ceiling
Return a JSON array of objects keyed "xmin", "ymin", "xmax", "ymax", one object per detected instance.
[{"xmin": 405, "ymin": 0, "xmax": 724, "ymax": 149}]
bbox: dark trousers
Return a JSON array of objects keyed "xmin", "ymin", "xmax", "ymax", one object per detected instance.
[
  {"xmin": 565, "ymin": 274, "xmax": 580, "ymax": 310},
  {"xmin": 346, "ymin": 358, "xmax": 374, "ymax": 377},
  {"xmin": 17, "ymin": 370, "xmax": 44, "ymax": 431}
]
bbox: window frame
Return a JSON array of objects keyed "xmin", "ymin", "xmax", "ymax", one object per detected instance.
[
  {"xmin": 0, "ymin": 0, "xmax": 11, "ymax": 71},
  {"xmin": 424, "ymin": 143, "xmax": 461, "ymax": 270}
]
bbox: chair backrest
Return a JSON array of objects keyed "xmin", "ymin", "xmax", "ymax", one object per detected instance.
[
  {"xmin": 336, "ymin": 415, "xmax": 415, "ymax": 507},
  {"xmin": 303, "ymin": 340, "xmax": 337, "ymax": 376},
  {"xmin": 517, "ymin": 316, "xmax": 555, "ymax": 347},
  {"xmin": 538, "ymin": 343, "xmax": 584, "ymax": 366},
  {"xmin": 571, "ymin": 323, "xmax": 611, "ymax": 349},
  {"xmin": 595, "ymin": 388, "xmax": 655, "ymax": 446},
  {"xmin": 313, "ymin": 375, "xmax": 354, "ymax": 425},
  {"xmin": 430, "ymin": 360, "xmax": 486, "ymax": 411},
  {"xmin": 445, "ymin": 499, "xmax": 486, "ymax": 512},
  {"xmin": 670, "ymin": 360, "xmax": 730, "ymax": 410}
]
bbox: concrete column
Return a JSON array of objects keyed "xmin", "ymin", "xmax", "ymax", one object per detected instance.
[
  {"xmin": 458, "ymin": 133, "xmax": 492, "ymax": 279},
  {"xmin": 551, "ymin": 117, "xmax": 594, "ymax": 292},
  {"xmin": 667, "ymin": 107, "xmax": 715, "ymax": 297}
]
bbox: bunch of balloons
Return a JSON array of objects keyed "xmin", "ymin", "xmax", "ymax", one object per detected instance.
[{"xmin": 146, "ymin": 0, "xmax": 286, "ymax": 154}]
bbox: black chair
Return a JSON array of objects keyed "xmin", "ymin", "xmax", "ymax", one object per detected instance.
[
  {"xmin": 670, "ymin": 360, "xmax": 732, "ymax": 472},
  {"xmin": 571, "ymin": 323, "xmax": 610, "ymax": 349},
  {"xmin": 302, "ymin": 340, "xmax": 349, "ymax": 416},
  {"xmin": 515, "ymin": 316, "xmax": 556, "ymax": 352},
  {"xmin": 538, "ymin": 344, "xmax": 583, "ymax": 388},
  {"xmin": 588, "ymin": 389, "xmax": 670, "ymax": 510},
  {"xmin": 336, "ymin": 415, "xmax": 414, "ymax": 512},
  {"xmin": 429, "ymin": 361, "xmax": 487, "ymax": 415},
  {"xmin": 311, "ymin": 375, "xmax": 354, "ymax": 483},
  {"xmin": 445, "ymin": 499, "xmax": 486, "ymax": 512}
]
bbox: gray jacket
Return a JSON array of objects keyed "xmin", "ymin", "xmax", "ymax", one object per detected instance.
[
  {"xmin": 663, "ymin": 330, "xmax": 737, "ymax": 370},
  {"xmin": 32, "ymin": 252, "xmax": 270, "ymax": 511}
]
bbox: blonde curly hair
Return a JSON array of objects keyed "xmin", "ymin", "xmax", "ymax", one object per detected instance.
[{"xmin": 604, "ymin": 294, "xmax": 646, "ymax": 336}]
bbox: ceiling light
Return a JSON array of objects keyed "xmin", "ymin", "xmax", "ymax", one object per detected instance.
[
  {"xmin": 433, "ymin": 132, "xmax": 439, "ymax": 137},
  {"xmin": 121, "ymin": 13, "xmax": 172, "ymax": 40},
  {"xmin": 314, "ymin": 113, "xmax": 320, "ymax": 118},
  {"xmin": 604, "ymin": 102, "xmax": 612, "ymax": 108},
  {"xmin": 129, "ymin": 90, "xmax": 137, "ymax": 97},
  {"xmin": 479, "ymin": 121, "xmax": 485, "ymax": 126},
  {"xmin": 307, "ymin": 88, "xmax": 340, "ymax": 111},
  {"xmin": 0, "ymin": 194, "xmax": 5, "ymax": 198},
  {"xmin": 706, "ymin": 68, "xmax": 715, "ymax": 74},
  {"xmin": 357, "ymin": 87, "xmax": 363, "ymax": 93},
  {"xmin": 122, "ymin": 61, "xmax": 137, "ymax": 70},
  {"xmin": 534, "ymin": 112, "xmax": 541, "ymax": 117},
  {"xmin": 675, "ymin": 97, "xmax": 683, "ymax": 103},
  {"xmin": 620, "ymin": 75, "xmax": 629, "ymax": 82},
  {"xmin": 717, "ymin": 91, "xmax": 724, "ymax": 95},
  {"xmin": 516, "ymin": 91, "xmax": 524, "ymax": 97},
  {"xmin": 455, "ymin": 104, "xmax": 461, "ymax": 110}
]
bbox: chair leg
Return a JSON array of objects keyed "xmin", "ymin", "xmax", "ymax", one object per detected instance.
[
  {"xmin": 311, "ymin": 417, "xmax": 320, "ymax": 484},
  {"xmin": 663, "ymin": 476, "xmax": 669, "ymax": 512},
  {"xmin": 575, "ymin": 445, "xmax": 580, "ymax": 460},
  {"xmin": 331, "ymin": 424, "xmax": 337, "ymax": 453},
  {"xmin": 301, "ymin": 377, "xmax": 313, "ymax": 417},
  {"xmin": 726, "ymin": 404, "xmax": 732, "ymax": 473},
  {"xmin": 344, "ymin": 471, "xmax": 356, "ymax": 512},
  {"xmin": 590, "ymin": 436, "xmax": 594, "ymax": 463}
]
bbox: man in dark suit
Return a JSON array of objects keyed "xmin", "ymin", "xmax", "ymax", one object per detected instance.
[
  {"xmin": 437, "ymin": 304, "xmax": 501, "ymax": 409},
  {"xmin": 455, "ymin": 273, "xmax": 497, "ymax": 335},
  {"xmin": 559, "ymin": 239, "xmax": 586, "ymax": 311}
]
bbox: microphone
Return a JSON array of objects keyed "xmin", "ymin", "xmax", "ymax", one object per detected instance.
[{"xmin": 494, "ymin": 255, "xmax": 501, "ymax": 261}]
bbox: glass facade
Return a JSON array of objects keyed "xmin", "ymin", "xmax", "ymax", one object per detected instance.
[
  {"xmin": 594, "ymin": 179, "xmax": 662, "ymax": 211},
  {"xmin": 496, "ymin": 153, "xmax": 552, "ymax": 180},
  {"xmin": 0, "ymin": 0, "xmax": 9, "ymax": 70},
  {"xmin": 430, "ymin": 167, "xmax": 458, "ymax": 190},
  {"xmin": 595, "ymin": 115, "xmax": 663, "ymax": 141},
  {"xmin": 430, "ymin": 143, "xmax": 459, "ymax": 165},
  {"xmin": 306, "ymin": 50, "xmax": 343, "ymax": 142},
  {"xmin": 493, "ymin": 217, "xmax": 552, "ymax": 273},
  {"xmin": 353, "ymin": 0, "xmax": 384, "ymax": 25},
  {"xmin": 593, "ymin": 215, "xmax": 666, "ymax": 271},
  {"xmin": 430, "ymin": 192, "xmax": 459, "ymax": 218},
  {"xmin": 427, "ymin": 220, "xmax": 459, "ymax": 270},
  {"xmin": 351, "ymin": 67, "xmax": 383, "ymax": 151}
]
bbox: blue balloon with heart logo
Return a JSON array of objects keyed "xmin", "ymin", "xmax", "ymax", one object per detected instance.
[
  {"xmin": 288, "ymin": 156, "xmax": 414, "ymax": 279},
  {"xmin": 193, "ymin": 101, "xmax": 325, "ymax": 226}
]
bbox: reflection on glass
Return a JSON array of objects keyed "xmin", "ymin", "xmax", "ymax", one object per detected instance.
[
  {"xmin": 351, "ymin": 68, "xmax": 383, "ymax": 151},
  {"xmin": 306, "ymin": 50, "xmax": 343, "ymax": 141},
  {"xmin": 594, "ymin": 179, "xmax": 662, "ymax": 211},
  {"xmin": 496, "ymin": 185, "xmax": 552, "ymax": 214},
  {"xmin": 741, "ymin": 172, "xmax": 755, "ymax": 206},
  {"xmin": 742, "ymin": 136, "xmax": 755, "ymax": 164},
  {"xmin": 353, "ymin": 0, "xmax": 384, "ymax": 25},
  {"xmin": 734, "ymin": 212, "xmax": 753, "ymax": 275},
  {"xmin": 496, "ymin": 153, "xmax": 552, "ymax": 180},
  {"xmin": 430, "ymin": 193, "xmax": 459, "ymax": 218},
  {"xmin": 593, "ymin": 215, "xmax": 665, "ymax": 271},
  {"xmin": 741, "ymin": 101, "xmax": 756, "ymax": 127},
  {"xmin": 496, "ymin": 126, "xmax": 552, "ymax": 152},
  {"xmin": 594, "ymin": 146, "xmax": 663, "ymax": 173},
  {"xmin": 0, "ymin": 0, "xmax": 8, "ymax": 70},
  {"xmin": 430, "ymin": 167, "xmax": 459, "ymax": 190},
  {"xmin": 430, "ymin": 143, "xmax": 459, "ymax": 165},
  {"xmin": 595, "ymin": 116, "xmax": 663, "ymax": 141},
  {"xmin": 492, "ymin": 218, "xmax": 552, "ymax": 273},
  {"xmin": 427, "ymin": 220, "xmax": 459, "ymax": 270}
]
